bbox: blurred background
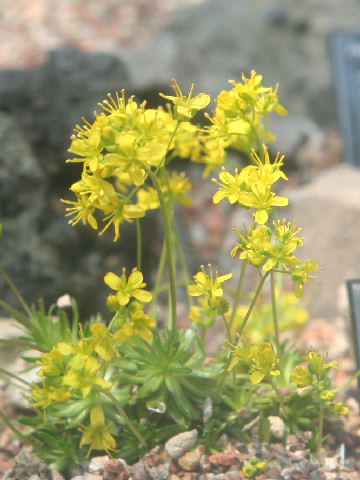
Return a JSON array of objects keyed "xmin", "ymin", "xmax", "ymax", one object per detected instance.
[{"xmin": 1, "ymin": 0, "xmax": 360, "ymax": 333}]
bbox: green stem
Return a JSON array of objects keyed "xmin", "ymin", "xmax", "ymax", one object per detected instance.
[
  {"xmin": 269, "ymin": 378, "xmax": 285, "ymax": 415},
  {"xmin": 0, "ymin": 407, "xmax": 28, "ymax": 439},
  {"xmin": 229, "ymin": 260, "xmax": 248, "ymax": 330},
  {"xmin": 0, "ymin": 367, "xmax": 32, "ymax": 386},
  {"xmin": 238, "ymin": 271, "xmax": 270, "ymax": 336},
  {"xmin": 270, "ymin": 271, "xmax": 280, "ymax": 351},
  {"xmin": 145, "ymin": 166, "xmax": 177, "ymax": 336},
  {"xmin": 0, "ymin": 265, "xmax": 32, "ymax": 317},
  {"xmin": 150, "ymin": 240, "xmax": 166, "ymax": 315},
  {"xmin": 100, "ymin": 389, "xmax": 147, "ymax": 447},
  {"xmin": 214, "ymin": 354, "xmax": 232, "ymax": 402},
  {"xmin": 222, "ymin": 314, "xmax": 232, "ymax": 344},
  {"xmin": 0, "ymin": 339, "xmax": 43, "ymax": 352},
  {"xmin": 136, "ymin": 218, "xmax": 142, "ymax": 271},
  {"xmin": 173, "ymin": 227, "xmax": 193, "ymax": 307},
  {"xmin": 0, "ymin": 299, "xmax": 30, "ymax": 326},
  {"xmin": 316, "ymin": 401, "xmax": 324, "ymax": 459}
]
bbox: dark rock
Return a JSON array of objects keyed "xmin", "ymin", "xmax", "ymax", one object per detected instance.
[
  {"xmin": 3, "ymin": 448, "xmax": 64, "ymax": 480},
  {"xmin": 0, "ymin": 47, "xmax": 158, "ymax": 319}
]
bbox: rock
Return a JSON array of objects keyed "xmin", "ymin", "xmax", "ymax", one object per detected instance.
[
  {"xmin": 131, "ymin": 460, "xmax": 150, "ymax": 480},
  {"xmin": 208, "ymin": 449, "xmax": 244, "ymax": 466},
  {"xmin": 124, "ymin": 0, "xmax": 360, "ymax": 128},
  {"xmin": 283, "ymin": 164, "xmax": 360, "ymax": 320},
  {"xmin": 147, "ymin": 462, "xmax": 171, "ymax": 480},
  {"xmin": 0, "ymin": 47, "xmax": 157, "ymax": 320},
  {"xmin": 165, "ymin": 430, "xmax": 198, "ymax": 460},
  {"xmin": 178, "ymin": 446, "xmax": 204, "ymax": 471},
  {"xmin": 2, "ymin": 448, "xmax": 64, "ymax": 480},
  {"xmin": 88, "ymin": 456, "xmax": 109, "ymax": 473},
  {"xmin": 268, "ymin": 416, "xmax": 285, "ymax": 440}
]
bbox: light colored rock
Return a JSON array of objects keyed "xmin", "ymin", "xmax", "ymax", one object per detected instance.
[
  {"xmin": 268, "ymin": 415, "xmax": 285, "ymax": 439},
  {"xmin": 178, "ymin": 445, "xmax": 204, "ymax": 471},
  {"xmin": 282, "ymin": 164, "xmax": 360, "ymax": 320},
  {"xmin": 165, "ymin": 430, "xmax": 198, "ymax": 460}
]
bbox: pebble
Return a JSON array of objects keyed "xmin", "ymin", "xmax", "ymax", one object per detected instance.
[
  {"xmin": 268, "ymin": 415, "xmax": 285, "ymax": 439},
  {"xmin": 148, "ymin": 462, "xmax": 170, "ymax": 480},
  {"xmin": 131, "ymin": 460, "xmax": 150, "ymax": 480},
  {"xmin": 88, "ymin": 456, "xmax": 109, "ymax": 473},
  {"xmin": 165, "ymin": 430, "xmax": 198, "ymax": 460},
  {"xmin": 323, "ymin": 456, "xmax": 339, "ymax": 472},
  {"xmin": 178, "ymin": 446, "xmax": 204, "ymax": 471}
]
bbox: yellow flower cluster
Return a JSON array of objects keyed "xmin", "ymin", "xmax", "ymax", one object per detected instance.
[
  {"xmin": 228, "ymin": 337, "xmax": 280, "ymax": 384},
  {"xmin": 197, "ymin": 70, "xmax": 287, "ymax": 176},
  {"xmin": 213, "ymin": 148, "xmax": 288, "ymax": 224},
  {"xmin": 31, "ymin": 323, "xmax": 117, "ymax": 409},
  {"xmin": 291, "ymin": 351, "xmax": 349, "ymax": 417},
  {"xmin": 62, "ymin": 84, "xmax": 206, "ymax": 241}
]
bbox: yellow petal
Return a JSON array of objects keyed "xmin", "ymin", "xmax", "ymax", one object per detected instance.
[
  {"xmin": 255, "ymin": 209, "xmax": 268, "ymax": 224},
  {"xmin": 133, "ymin": 289, "xmax": 152, "ymax": 303},
  {"xmin": 104, "ymin": 272, "xmax": 121, "ymax": 290}
]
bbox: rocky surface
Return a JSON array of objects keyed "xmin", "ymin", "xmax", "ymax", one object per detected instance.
[{"xmin": 3, "ymin": 424, "xmax": 360, "ymax": 480}]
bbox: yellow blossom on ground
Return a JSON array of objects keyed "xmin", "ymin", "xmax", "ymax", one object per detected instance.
[{"xmin": 80, "ymin": 407, "xmax": 116, "ymax": 456}]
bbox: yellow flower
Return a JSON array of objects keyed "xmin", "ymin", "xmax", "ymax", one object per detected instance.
[
  {"xmin": 159, "ymin": 79, "xmax": 210, "ymax": 121},
  {"xmin": 250, "ymin": 342, "xmax": 280, "ymax": 384},
  {"xmin": 320, "ymin": 390, "xmax": 336, "ymax": 402},
  {"xmin": 237, "ymin": 181, "xmax": 288, "ymax": 224},
  {"xmin": 62, "ymin": 196, "xmax": 98, "ymax": 230},
  {"xmin": 36, "ymin": 347, "xmax": 65, "ymax": 377},
  {"xmin": 330, "ymin": 402, "xmax": 349, "ymax": 416},
  {"xmin": 100, "ymin": 202, "xmax": 145, "ymax": 242},
  {"xmin": 250, "ymin": 149, "xmax": 288, "ymax": 186},
  {"xmin": 231, "ymin": 225, "xmax": 272, "ymax": 267},
  {"xmin": 163, "ymin": 171, "xmax": 193, "ymax": 207},
  {"xmin": 80, "ymin": 407, "xmax": 116, "ymax": 456},
  {"xmin": 115, "ymin": 301, "xmax": 156, "ymax": 342},
  {"xmin": 212, "ymin": 168, "xmax": 247, "ymax": 205},
  {"xmin": 137, "ymin": 186, "xmax": 160, "ymax": 211},
  {"xmin": 62, "ymin": 356, "xmax": 112, "ymax": 397},
  {"xmin": 90, "ymin": 323, "xmax": 118, "ymax": 362},
  {"xmin": 188, "ymin": 264, "xmax": 232, "ymax": 298},
  {"xmin": 104, "ymin": 268, "xmax": 152, "ymax": 308},
  {"xmin": 290, "ymin": 365, "xmax": 313, "ymax": 387},
  {"xmin": 291, "ymin": 260, "xmax": 319, "ymax": 298},
  {"xmin": 305, "ymin": 351, "xmax": 337, "ymax": 376},
  {"xmin": 30, "ymin": 383, "xmax": 72, "ymax": 409}
]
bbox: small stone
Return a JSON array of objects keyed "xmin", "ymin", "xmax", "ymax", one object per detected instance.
[
  {"xmin": 84, "ymin": 474, "xmax": 103, "ymax": 480},
  {"xmin": 28, "ymin": 476, "xmax": 41, "ymax": 480},
  {"xmin": 200, "ymin": 455, "xmax": 212, "ymax": 473},
  {"xmin": 268, "ymin": 416, "xmax": 285, "ymax": 439},
  {"xmin": 224, "ymin": 470, "xmax": 243, "ymax": 480},
  {"xmin": 323, "ymin": 456, "xmax": 339, "ymax": 472},
  {"xmin": 324, "ymin": 473, "xmax": 338, "ymax": 480},
  {"xmin": 148, "ymin": 462, "xmax": 171, "ymax": 480},
  {"xmin": 183, "ymin": 473, "xmax": 199, "ymax": 480},
  {"xmin": 178, "ymin": 446, "xmax": 204, "ymax": 471},
  {"xmin": 89, "ymin": 455, "xmax": 109, "ymax": 473},
  {"xmin": 144, "ymin": 453, "xmax": 163, "ymax": 467},
  {"xmin": 165, "ymin": 430, "xmax": 198, "ymax": 460},
  {"xmin": 208, "ymin": 449, "xmax": 244, "ymax": 466},
  {"xmin": 131, "ymin": 460, "xmax": 150, "ymax": 480},
  {"xmin": 205, "ymin": 474, "xmax": 225, "ymax": 480},
  {"xmin": 104, "ymin": 458, "xmax": 128, "ymax": 479}
]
